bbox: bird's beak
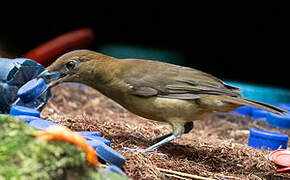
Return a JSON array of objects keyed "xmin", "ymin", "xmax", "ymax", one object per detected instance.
[{"xmin": 37, "ymin": 69, "xmax": 69, "ymax": 88}]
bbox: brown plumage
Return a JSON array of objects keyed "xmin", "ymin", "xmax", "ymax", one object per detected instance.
[{"xmin": 43, "ymin": 49, "xmax": 287, "ymax": 152}]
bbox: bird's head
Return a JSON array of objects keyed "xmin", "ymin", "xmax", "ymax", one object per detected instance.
[{"xmin": 38, "ymin": 49, "xmax": 112, "ymax": 87}]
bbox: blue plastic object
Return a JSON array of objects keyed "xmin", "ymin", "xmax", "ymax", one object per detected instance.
[
  {"xmin": 9, "ymin": 105, "xmax": 40, "ymax": 117},
  {"xmin": 78, "ymin": 131, "xmax": 102, "ymax": 137},
  {"xmin": 84, "ymin": 136, "xmax": 111, "ymax": 146},
  {"xmin": 276, "ymin": 103, "xmax": 290, "ymax": 111},
  {"xmin": 248, "ymin": 129, "xmax": 289, "ymax": 150},
  {"xmin": 266, "ymin": 113, "xmax": 290, "ymax": 129},
  {"xmin": 252, "ymin": 109, "xmax": 268, "ymax": 120},
  {"xmin": 43, "ymin": 71, "xmax": 61, "ymax": 80},
  {"xmin": 0, "ymin": 58, "xmax": 51, "ymax": 113},
  {"xmin": 106, "ymin": 165, "xmax": 126, "ymax": 176},
  {"xmin": 28, "ymin": 119, "xmax": 57, "ymax": 130},
  {"xmin": 87, "ymin": 140, "xmax": 105, "ymax": 149},
  {"xmin": 93, "ymin": 140, "xmax": 125, "ymax": 167},
  {"xmin": 17, "ymin": 78, "xmax": 47, "ymax": 103},
  {"xmin": 14, "ymin": 115, "xmax": 44, "ymax": 123},
  {"xmin": 231, "ymin": 106, "xmax": 252, "ymax": 116}
]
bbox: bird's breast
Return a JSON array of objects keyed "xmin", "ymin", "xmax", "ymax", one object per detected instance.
[{"xmin": 112, "ymin": 93, "xmax": 212, "ymax": 122}]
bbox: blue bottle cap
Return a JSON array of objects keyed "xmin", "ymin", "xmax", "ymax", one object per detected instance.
[
  {"xmin": 87, "ymin": 140, "xmax": 104, "ymax": 149},
  {"xmin": 252, "ymin": 109, "xmax": 268, "ymax": 120},
  {"xmin": 105, "ymin": 165, "xmax": 126, "ymax": 176},
  {"xmin": 92, "ymin": 140, "xmax": 125, "ymax": 167},
  {"xmin": 28, "ymin": 119, "xmax": 56, "ymax": 130},
  {"xmin": 9, "ymin": 105, "xmax": 40, "ymax": 117},
  {"xmin": 17, "ymin": 78, "xmax": 47, "ymax": 103},
  {"xmin": 266, "ymin": 112, "xmax": 290, "ymax": 129},
  {"xmin": 78, "ymin": 131, "xmax": 102, "ymax": 137},
  {"xmin": 276, "ymin": 103, "xmax": 290, "ymax": 111},
  {"xmin": 231, "ymin": 106, "xmax": 252, "ymax": 116},
  {"xmin": 84, "ymin": 136, "xmax": 111, "ymax": 146},
  {"xmin": 248, "ymin": 129, "xmax": 288, "ymax": 150},
  {"xmin": 43, "ymin": 71, "xmax": 60, "ymax": 80},
  {"xmin": 15, "ymin": 115, "xmax": 44, "ymax": 123}
]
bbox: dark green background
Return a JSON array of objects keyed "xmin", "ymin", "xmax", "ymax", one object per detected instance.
[{"xmin": 0, "ymin": 5, "xmax": 288, "ymax": 88}]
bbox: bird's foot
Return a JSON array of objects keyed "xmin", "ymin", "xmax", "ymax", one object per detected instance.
[
  {"xmin": 123, "ymin": 145, "xmax": 148, "ymax": 152},
  {"xmin": 123, "ymin": 145, "xmax": 168, "ymax": 158},
  {"xmin": 130, "ymin": 133, "xmax": 173, "ymax": 143},
  {"xmin": 155, "ymin": 152, "xmax": 169, "ymax": 158},
  {"xmin": 129, "ymin": 135, "xmax": 151, "ymax": 143}
]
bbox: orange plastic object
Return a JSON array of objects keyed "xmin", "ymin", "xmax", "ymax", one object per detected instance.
[
  {"xmin": 35, "ymin": 125, "xmax": 98, "ymax": 165},
  {"xmin": 24, "ymin": 28, "xmax": 95, "ymax": 67}
]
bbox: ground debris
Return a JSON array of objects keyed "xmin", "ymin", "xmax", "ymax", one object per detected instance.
[{"xmin": 42, "ymin": 84, "xmax": 290, "ymax": 179}]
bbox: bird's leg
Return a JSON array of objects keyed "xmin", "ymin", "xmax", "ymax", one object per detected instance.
[
  {"xmin": 125, "ymin": 119, "xmax": 187, "ymax": 153},
  {"xmin": 132, "ymin": 122, "xmax": 193, "ymax": 143},
  {"xmin": 151, "ymin": 133, "xmax": 173, "ymax": 143},
  {"xmin": 123, "ymin": 134, "xmax": 179, "ymax": 154},
  {"xmin": 141, "ymin": 133, "xmax": 179, "ymax": 152},
  {"xmin": 142, "ymin": 121, "xmax": 193, "ymax": 152},
  {"xmin": 129, "ymin": 133, "xmax": 173, "ymax": 144}
]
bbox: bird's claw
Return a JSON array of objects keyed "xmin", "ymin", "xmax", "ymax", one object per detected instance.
[
  {"xmin": 130, "ymin": 134, "xmax": 150, "ymax": 142},
  {"xmin": 123, "ymin": 145, "xmax": 147, "ymax": 152},
  {"xmin": 123, "ymin": 146, "xmax": 168, "ymax": 158},
  {"xmin": 156, "ymin": 152, "xmax": 168, "ymax": 158}
]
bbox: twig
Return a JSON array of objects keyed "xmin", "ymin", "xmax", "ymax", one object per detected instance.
[
  {"xmin": 164, "ymin": 173, "xmax": 191, "ymax": 180},
  {"xmin": 157, "ymin": 167, "xmax": 213, "ymax": 180}
]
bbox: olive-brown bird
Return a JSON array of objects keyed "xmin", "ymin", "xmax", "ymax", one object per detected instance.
[{"xmin": 40, "ymin": 49, "xmax": 287, "ymax": 152}]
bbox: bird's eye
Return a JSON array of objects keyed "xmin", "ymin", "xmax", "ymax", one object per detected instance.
[{"xmin": 65, "ymin": 60, "xmax": 79, "ymax": 70}]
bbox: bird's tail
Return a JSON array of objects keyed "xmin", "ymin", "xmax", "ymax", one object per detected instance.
[{"xmin": 224, "ymin": 97, "xmax": 288, "ymax": 116}]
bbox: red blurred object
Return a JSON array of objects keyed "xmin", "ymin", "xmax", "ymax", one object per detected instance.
[
  {"xmin": 24, "ymin": 28, "xmax": 95, "ymax": 67},
  {"xmin": 276, "ymin": 166, "xmax": 290, "ymax": 172},
  {"xmin": 269, "ymin": 149, "xmax": 290, "ymax": 172}
]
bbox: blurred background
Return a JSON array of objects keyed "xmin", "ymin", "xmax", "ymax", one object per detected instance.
[{"xmin": 0, "ymin": 5, "xmax": 289, "ymax": 89}]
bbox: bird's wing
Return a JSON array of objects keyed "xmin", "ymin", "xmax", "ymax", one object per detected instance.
[{"xmin": 121, "ymin": 60, "xmax": 241, "ymax": 100}]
